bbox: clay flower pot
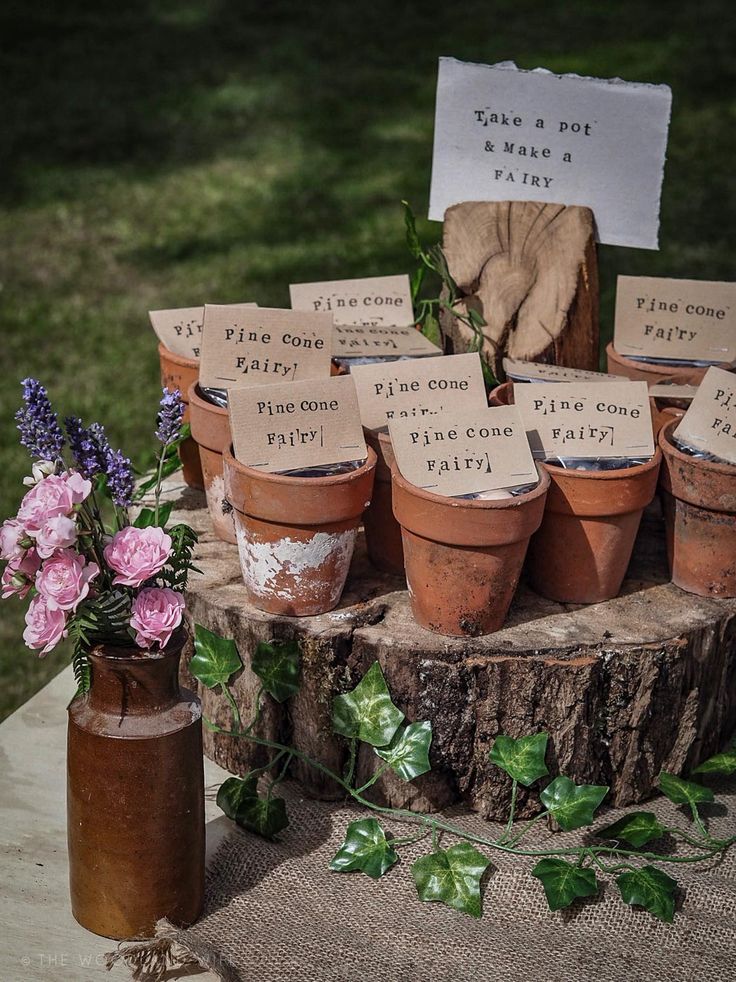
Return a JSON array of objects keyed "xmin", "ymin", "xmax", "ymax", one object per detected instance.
[
  {"xmin": 158, "ymin": 342, "xmax": 204, "ymax": 490},
  {"xmin": 488, "ymin": 380, "xmax": 514, "ymax": 406},
  {"xmin": 391, "ymin": 465, "xmax": 550, "ymax": 637},
  {"xmin": 362, "ymin": 429, "xmax": 404, "ymax": 576},
  {"xmin": 188, "ymin": 382, "xmax": 236, "ymax": 543},
  {"xmin": 526, "ymin": 451, "xmax": 662, "ymax": 604},
  {"xmin": 223, "ymin": 446, "xmax": 377, "ymax": 616},
  {"xmin": 658, "ymin": 419, "xmax": 736, "ymax": 598},
  {"xmin": 605, "ymin": 343, "xmax": 728, "ymax": 386},
  {"xmin": 67, "ymin": 630, "xmax": 205, "ymax": 939}
]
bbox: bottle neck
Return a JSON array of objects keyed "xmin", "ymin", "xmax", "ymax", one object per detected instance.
[{"xmin": 86, "ymin": 633, "xmax": 185, "ymax": 716}]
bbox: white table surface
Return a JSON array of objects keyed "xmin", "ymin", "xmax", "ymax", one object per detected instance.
[{"xmin": 0, "ymin": 666, "xmax": 231, "ymax": 981}]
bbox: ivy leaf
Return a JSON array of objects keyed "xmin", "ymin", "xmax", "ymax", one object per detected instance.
[
  {"xmin": 190, "ymin": 624, "xmax": 242, "ymax": 688},
  {"xmin": 540, "ymin": 776, "xmax": 609, "ymax": 832},
  {"xmin": 331, "ymin": 662, "xmax": 404, "ymax": 747},
  {"xmin": 531, "ymin": 858, "xmax": 599, "ymax": 912},
  {"xmin": 216, "ymin": 776, "xmax": 288, "ymax": 840},
  {"xmin": 617, "ymin": 865, "xmax": 677, "ymax": 923},
  {"xmin": 657, "ymin": 771, "xmax": 714, "ymax": 807},
  {"xmin": 133, "ymin": 502, "xmax": 173, "ymax": 529},
  {"xmin": 421, "ymin": 311, "xmax": 442, "ymax": 348},
  {"xmin": 329, "ymin": 818, "xmax": 398, "ymax": 879},
  {"xmin": 489, "ymin": 733, "xmax": 549, "ymax": 787},
  {"xmin": 401, "ymin": 200, "xmax": 422, "ymax": 259},
  {"xmin": 692, "ymin": 751, "xmax": 736, "ymax": 777},
  {"xmin": 375, "ymin": 721, "xmax": 432, "ymax": 782},
  {"xmin": 251, "ymin": 639, "xmax": 300, "ymax": 702},
  {"xmin": 412, "ymin": 842, "xmax": 490, "ymax": 918},
  {"xmin": 596, "ymin": 812, "xmax": 666, "ymax": 849}
]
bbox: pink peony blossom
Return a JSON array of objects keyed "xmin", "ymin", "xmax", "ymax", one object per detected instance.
[
  {"xmin": 104, "ymin": 525, "xmax": 172, "ymax": 587},
  {"xmin": 35, "ymin": 549, "xmax": 99, "ymax": 611},
  {"xmin": 34, "ymin": 515, "xmax": 78, "ymax": 559},
  {"xmin": 23, "ymin": 594, "xmax": 67, "ymax": 656},
  {"xmin": 1, "ymin": 549, "xmax": 41, "ymax": 599},
  {"xmin": 0, "ymin": 518, "xmax": 26, "ymax": 561},
  {"xmin": 17, "ymin": 471, "xmax": 91, "ymax": 534},
  {"xmin": 129, "ymin": 587, "xmax": 185, "ymax": 650}
]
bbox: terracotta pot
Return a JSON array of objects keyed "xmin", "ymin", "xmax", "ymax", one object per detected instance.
[
  {"xmin": 650, "ymin": 400, "xmax": 686, "ymax": 437},
  {"xmin": 658, "ymin": 419, "xmax": 736, "ymax": 597},
  {"xmin": 488, "ymin": 380, "xmax": 514, "ymax": 406},
  {"xmin": 363, "ymin": 430, "xmax": 404, "ymax": 576},
  {"xmin": 188, "ymin": 382, "xmax": 236, "ymax": 543},
  {"xmin": 391, "ymin": 465, "xmax": 550, "ymax": 637},
  {"xmin": 605, "ymin": 343, "xmax": 729, "ymax": 386},
  {"xmin": 67, "ymin": 630, "xmax": 205, "ymax": 940},
  {"xmin": 526, "ymin": 451, "xmax": 662, "ymax": 604},
  {"xmin": 158, "ymin": 342, "xmax": 204, "ymax": 490},
  {"xmin": 224, "ymin": 446, "xmax": 377, "ymax": 616}
]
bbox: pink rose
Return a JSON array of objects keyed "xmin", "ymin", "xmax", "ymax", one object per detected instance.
[
  {"xmin": 17, "ymin": 471, "xmax": 91, "ymax": 533},
  {"xmin": 23, "ymin": 594, "xmax": 67, "ymax": 656},
  {"xmin": 1, "ymin": 549, "xmax": 41, "ymax": 599},
  {"xmin": 0, "ymin": 518, "xmax": 26, "ymax": 561},
  {"xmin": 36, "ymin": 549, "xmax": 99, "ymax": 611},
  {"xmin": 34, "ymin": 515, "xmax": 78, "ymax": 559},
  {"xmin": 104, "ymin": 526, "xmax": 172, "ymax": 587},
  {"xmin": 130, "ymin": 587, "xmax": 185, "ymax": 650}
]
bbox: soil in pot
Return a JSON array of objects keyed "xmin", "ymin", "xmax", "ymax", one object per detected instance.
[
  {"xmin": 188, "ymin": 382, "xmax": 236, "ymax": 543},
  {"xmin": 158, "ymin": 342, "xmax": 204, "ymax": 490},
  {"xmin": 224, "ymin": 446, "xmax": 377, "ymax": 616},
  {"xmin": 391, "ymin": 464, "xmax": 550, "ymax": 636},
  {"xmin": 363, "ymin": 429, "xmax": 404, "ymax": 577},
  {"xmin": 658, "ymin": 419, "xmax": 736, "ymax": 598}
]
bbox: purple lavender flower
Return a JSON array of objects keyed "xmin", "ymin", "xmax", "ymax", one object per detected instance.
[
  {"xmin": 15, "ymin": 379, "xmax": 65, "ymax": 461},
  {"xmin": 155, "ymin": 388, "xmax": 184, "ymax": 446},
  {"xmin": 104, "ymin": 447, "xmax": 135, "ymax": 508},
  {"xmin": 65, "ymin": 418, "xmax": 110, "ymax": 478}
]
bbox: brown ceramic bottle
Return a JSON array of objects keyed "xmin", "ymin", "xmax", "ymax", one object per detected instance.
[
  {"xmin": 67, "ymin": 630, "xmax": 205, "ymax": 940},
  {"xmin": 158, "ymin": 342, "xmax": 204, "ymax": 490}
]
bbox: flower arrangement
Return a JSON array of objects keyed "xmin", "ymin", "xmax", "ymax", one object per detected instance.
[{"xmin": 1, "ymin": 379, "xmax": 197, "ymax": 689}]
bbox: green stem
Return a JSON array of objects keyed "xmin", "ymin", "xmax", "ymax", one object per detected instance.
[
  {"xmin": 153, "ymin": 447, "xmax": 166, "ymax": 526},
  {"xmin": 505, "ymin": 811, "xmax": 548, "ymax": 847},
  {"xmin": 689, "ymin": 802, "xmax": 711, "ymax": 842},
  {"xmin": 344, "ymin": 738, "xmax": 357, "ymax": 788},
  {"xmin": 355, "ymin": 762, "xmax": 390, "ymax": 795},
  {"xmin": 220, "ymin": 684, "xmax": 242, "ymax": 735},
  {"xmin": 499, "ymin": 780, "xmax": 518, "ymax": 844}
]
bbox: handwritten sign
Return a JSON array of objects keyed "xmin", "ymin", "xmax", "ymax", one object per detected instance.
[
  {"xmin": 614, "ymin": 276, "xmax": 736, "ymax": 364},
  {"xmin": 429, "ymin": 57, "xmax": 672, "ymax": 249},
  {"xmin": 199, "ymin": 305, "xmax": 333, "ymax": 390},
  {"xmin": 389, "ymin": 405, "xmax": 538, "ymax": 497},
  {"xmin": 149, "ymin": 306, "xmax": 205, "ymax": 360},
  {"xmin": 351, "ymin": 352, "xmax": 487, "ymax": 431},
  {"xmin": 228, "ymin": 375, "xmax": 367, "ymax": 472},
  {"xmin": 674, "ymin": 367, "xmax": 736, "ymax": 465},
  {"xmin": 503, "ymin": 358, "xmax": 620, "ymax": 383},
  {"xmin": 514, "ymin": 380, "xmax": 654, "ymax": 458},
  {"xmin": 290, "ymin": 275, "xmax": 414, "ymax": 325}
]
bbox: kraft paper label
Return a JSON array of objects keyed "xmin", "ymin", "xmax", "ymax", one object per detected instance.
[
  {"xmin": 331, "ymin": 324, "xmax": 441, "ymax": 358},
  {"xmin": 514, "ymin": 380, "xmax": 655, "ymax": 458},
  {"xmin": 351, "ymin": 352, "xmax": 488, "ymax": 431},
  {"xmin": 199, "ymin": 305, "xmax": 333, "ymax": 390},
  {"xmin": 429, "ymin": 57, "xmax": 671, "ymax": 249},
  {"xmin": 503, "ymin": 358, "xmax": 620, "ymax": 383},
  {"xmin": 290, "ymin": 275, "xmax": 414, "ymax": 325},
  {"xmin": 673, "ymin": 367, "xmax": 736, "ymax": 465},
  {"xmin": 649, "ymin": 383, "xmax": 697, "ymax": 400},
  {"xmin": 229, "ymin": 375, "xmax": 368, "ymax": 472},
  {"xmin": 614, "ymin": 276, "xmax": 736, "ymax": 363},
  {"xmin": 389, "ymin": 404, "xmax": 538, "ymax": 497},
  {"xmin": 149, "ymin": 306, "xmax": 205, "ymax": 360}
]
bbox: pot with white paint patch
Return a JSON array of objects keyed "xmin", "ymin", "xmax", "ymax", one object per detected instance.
[
  {"xmin": 188, "ymin": 382, "xmax": 236, "ymax": 544},
  {"xmin": 223, "ymin": 445, "xmax": 377, "ymax": 616}
]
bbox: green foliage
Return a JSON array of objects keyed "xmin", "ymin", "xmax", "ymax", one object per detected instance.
[
  {"xmin": 332, "ymin": 662, "xmax": 405, "ymax": 747},
  {"xmin": 190, "ymin": 624, "xmax": 242, "ymax": 689},
  {"xmin": 412, "ymin": 842, "xmax": 490, "ymax": 918},
  {"xmin": 216, "ymin": 776, "xmax": 288, "ymax": 840},
  {"xmin": 375, "ymin": 721, "xmax": 432, "ymax": 782},
  {"xmin": 421, "ymin": 310, "xmax": 442, "ymax": 347},
  {"xmin": 540, "ymin": 776, "xmax": 608, "ymax": 832},
  {"xmin": 489, "ymin": 732, "xmax": 549, "ymax": 787},
  {"xmin": 616, "ymin": 866, "xmax": 677, "ymax": 923},
  {"xmin": 658, "ymin": 771, "xmax": 714, "ymax": 807},
  {"xmin": 401, "ymin": 200, "xmax": 422, "ymax": 260},
  {"xmin": 597, "ymin": 812, "xmax": 665, "ymax": 849},
  {"xmin": 330, "ymin": 818, "xmax": 399, "ymax": 879},
  {"xmin": 692, "ymin": 751, "xmax": 736, "ymax": 777},
  {"xmin": 252, "ymin": 639, "xmax": 300, "ymax": 703},
  {"xmin": 532, "ymin": 858, "xmax": 598, "ymax": 912},
  {"xmin": 157, "ymin": 523, "xmax": 198, "ymax": 592},
  {"xmin": 133, "ymin": 502, "xmax": 173, "ymax": 528},
  {"xmin": 68, "ymin": 591, "xmax": 132, "ymax": 693}
]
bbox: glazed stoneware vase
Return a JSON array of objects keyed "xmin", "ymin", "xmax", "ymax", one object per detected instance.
[
  {"xmin": 158, "ymin": 342, "xmax": 204, "ymax": 490},
  {"xmin": 67, "ymin": 630, "xmax": 205, "ymax": 940}
]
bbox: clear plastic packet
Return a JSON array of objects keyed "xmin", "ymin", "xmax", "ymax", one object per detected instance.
[
  {"xmin": 546, "ymin": 457, "xmax": 650, "ymax": 471},
  {"xmin": 333, "ymin": 355, "xmax": 414, "ymax": 373},
  {"xmin": 623, "ymin": 354, "xmax": 719, "ymax": 368},
  {"xmin": 200, "ymin": 385, "xmax": 229, "ymax": 408},
  {"xmin": 670, "ymin": 434, "xmax": 731, "ymax": 464},
  {"xmin": 275, "ymin": 460, "xmax": 365, "ymax": 478},
  {"xmin": 455, "ymin": 481, "xmax": 538, "ymax": 500}
]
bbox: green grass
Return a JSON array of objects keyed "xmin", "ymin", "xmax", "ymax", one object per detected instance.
[{"xmin": 1, "ymin": 0, "xmax": 734, "ymax": 719}]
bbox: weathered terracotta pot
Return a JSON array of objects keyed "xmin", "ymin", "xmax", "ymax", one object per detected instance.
[
  {"xmin": 188, "ymin": 383, "xmax": 236, "ymax": 543},
  {"xmin": 488, "ymin": 380, "xmax": 514, "ymax": 406},
  {"xmin": 224, "ymin": 446, "xmax": 377, "ymax": 616},
  {"xmin": 158, "ymin": 342, "xmax": 204, "ymax": 490},
  {"xmin": 363, "ymin": 430, "xmax": 404, "ymax": 576},
  {"xmin": 67, "ymin": 630, "xmax": 205, "ymax": 940},
  {"xmin": 658, "ymin": 419, "xmax": 736, "ymax": 597},
  {"xmin": 650, "ymin": 400, "xmax": 686, "ymax": 437},
  {"xmin": 391, "ymin": 465, "xmax": 550, "ymax": 636},
  {"xmin": 605, "ymin": 343, "xmax": 728, "ymax": 386},
  {"xmin": 526, "ymin": 451, "xmax": 662, "ymax": 604}
]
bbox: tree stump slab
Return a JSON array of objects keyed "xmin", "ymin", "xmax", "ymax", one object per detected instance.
[{"xmin": 168, "ymin": 480, "xmax": 736, "ymax": 820}]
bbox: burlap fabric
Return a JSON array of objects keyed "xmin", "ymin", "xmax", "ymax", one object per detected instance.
[{"xmin": 109, "ymin": 779, "xmax": 736, "ymax": 982}]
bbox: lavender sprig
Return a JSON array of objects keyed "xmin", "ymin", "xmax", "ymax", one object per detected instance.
[
  {"xmin": 66, "ymin": 418, "xmax": 110, "ymax": 478},
  {"xmin": 15, "ymin": 378, "xmax": 65, "ymax": 461},
  {"xmin": 155, "ymin": 388, "xmax": 184, "ymax": 447},
  {"xmin": 104, "ymin": 448, "xmax": 135, "ymax": 508}
]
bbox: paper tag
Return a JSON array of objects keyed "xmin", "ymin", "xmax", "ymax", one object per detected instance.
[
  {"xmin": 351, "ymin": 352, "xmax": 488, "ymax": 431},
  {"xmin": 614, "ymin": 276, "xmax": 736, "ymax": 363},
  {"xmin": 149, "ymin": 306, "xmax": 205, "ymax": 360},
  {"xmin": 429, "ymin": 57, "xmax": 671, "ymax": 249},
  {"xmin": 389, "ymin": 405, "xmax": 538, "ymax": 497},
  {"xmin": 673, "ymin": 367, "xmax": 736, "ymax": 465},
  {"xmin": 503, "ymin": 358, "xmax": 620, "ymax": 383},
  {"xmin": 649, "ymin": 383, "xmax": 697, "ymax": 400},
  {"xmin": 332, "ymin": 324, "xmax": 441, "ymax": 358},
  {"xmin": 229, "ymin": 375, "xmax": 367, "ymax": 472},
  {"xmin": 514, "ymin": 381, "xmax": 654, "ymax": 458},
  {"xmin": 199, "ymin": 305, "xmax": 333, "ymax": 389},
  {"xmin": 290, "ymin": 275, "xmax": 414, "ymax": 326}
]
